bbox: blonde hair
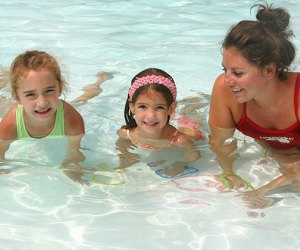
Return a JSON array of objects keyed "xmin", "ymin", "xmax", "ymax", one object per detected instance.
[{"xmin": 10, "ymin": 50, "xmax": 67, "ymax": 97}]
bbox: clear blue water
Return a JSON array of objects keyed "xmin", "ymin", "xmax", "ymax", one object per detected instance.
[{"xmin": 1, "ymin": 1, "xmax": 300, "ymax": 249}]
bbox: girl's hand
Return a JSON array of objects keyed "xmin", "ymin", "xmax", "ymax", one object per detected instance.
[
  {"xmin": 61, "ymin": 165, "xmax": 91, "ymax": 186},
  {"xmin": 62, "ymin": 149, "xmax": 85, "ymax": 167},
  {"xmin": 161, "ymin": 164, "xmax": 184, "ymax": 177}
]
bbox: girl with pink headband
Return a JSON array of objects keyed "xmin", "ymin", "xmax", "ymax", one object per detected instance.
[{"xmin": 116, "ymin": 68, "xmax": 202, "ymax": 178}]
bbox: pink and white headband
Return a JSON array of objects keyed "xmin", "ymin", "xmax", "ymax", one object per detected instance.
[{"xmin": 128, "ymin": 75, "xmax": 177, "ymax": 102}]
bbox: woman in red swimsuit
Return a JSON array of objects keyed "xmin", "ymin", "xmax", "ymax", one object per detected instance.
[{"xmin": 209, "ymin": 3, "xmax": 300, "ymax": 204}]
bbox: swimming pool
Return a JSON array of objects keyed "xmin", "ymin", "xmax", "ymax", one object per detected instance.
[{"xmin": 1, "ymin": 0, "xmax": 300, "ymax": 249}]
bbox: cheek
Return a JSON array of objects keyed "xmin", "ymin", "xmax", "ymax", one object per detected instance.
[
  {"xmin": 160, "ymin": 111, "xmax": 169, "ymax": 120},
  {"xmin": 133, "ymin": 112, "xmax": 142, "ymax": 120}
]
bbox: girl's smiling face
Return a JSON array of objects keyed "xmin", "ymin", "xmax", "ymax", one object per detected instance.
[
  {"xmin": 15, "ymin": 68, "xmax": 61, "ymax": 122},
  {"xmin": 129, "ymin": 89, "xmax": 175, "ymax": 138}
]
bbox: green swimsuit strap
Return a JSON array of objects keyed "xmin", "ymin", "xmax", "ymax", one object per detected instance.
[{"xmin": 16, "ymin": 100, "xmax": 65, "ymax": 139}]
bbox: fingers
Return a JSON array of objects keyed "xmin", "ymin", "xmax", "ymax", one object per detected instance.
[{"xmin": 217, "ymin": 174, "xmax": 255, "ymax": 192}]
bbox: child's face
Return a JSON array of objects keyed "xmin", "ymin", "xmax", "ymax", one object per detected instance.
[
  {"xmin": 15, "ymin": 69, "xmax": 61, "ymax": 122},
  {"xmin": 129, "ymin": 89, "xmax": 175, "ymax": 138}
]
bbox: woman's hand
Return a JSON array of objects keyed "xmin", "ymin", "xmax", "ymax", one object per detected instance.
[{"xmin": 214, "ymin": 173, "xmax": 254, "ymax": 192}]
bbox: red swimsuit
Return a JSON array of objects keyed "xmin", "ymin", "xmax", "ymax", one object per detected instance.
[{"xmin": 236, "ymin": 73, "xmax": 300, "ymax": 149}]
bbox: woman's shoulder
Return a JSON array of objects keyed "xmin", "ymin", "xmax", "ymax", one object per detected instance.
[
  {"xmin": 212, "ymin": 73, "xmax": 232, "ymax": 95},
  {"xmin": 211, "ymin": 73, "xmax": 236, "ymax": 107},
  {"xmin": 210, "ymin": 73, "xmax": 242, "ymax": 128}
]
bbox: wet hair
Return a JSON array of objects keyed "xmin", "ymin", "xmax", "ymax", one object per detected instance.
[
  {"xmin": 222, "ymin": 2, "xmax": 295, "ymax": 80},
  {"xmin": 123, "ymin": 68, "xmax": 175, "ymax": 129},
  {"xmin": 9, "ymin": 50, "xmax": 66, "ymax": 97}
]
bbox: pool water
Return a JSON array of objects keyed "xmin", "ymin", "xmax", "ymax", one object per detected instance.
[{"xmin": 1, "ymin": 1, "xmax": 300, "ymax": 249}]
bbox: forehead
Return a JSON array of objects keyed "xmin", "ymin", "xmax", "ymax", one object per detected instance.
[
  {"xmin": 20, "ymin": 69, "xmax": 56, "ymax": 82},
  {"xmin": 222, "ymin": 47, "xmax": 249, "ymax": 66},
  {"xmin": 135, "ymin": 89, "xmax": 168, "ymax": 104},
  {"xmin": 17, "ymin": 69, "xmax": 58, "ymax": 91}
]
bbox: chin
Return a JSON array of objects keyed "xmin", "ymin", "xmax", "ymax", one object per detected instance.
[{"xmin": 235, "ymin": 97, "xmax": 247, "ymax": 104}]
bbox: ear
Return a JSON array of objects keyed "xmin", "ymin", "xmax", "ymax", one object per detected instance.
[
  {"xmin": 129, "ymin": 102, "xmax": 135, "ymax": 114},
  {"xmin": 263, "ymin": 63, "xmax": 276, "ymax": 79},
  {"xmin": 168, "ymin": 101, "xmax": 177, "ymax": 115}
]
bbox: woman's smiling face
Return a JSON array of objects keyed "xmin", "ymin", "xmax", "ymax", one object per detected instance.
[{"xmin": 222, "ymin": 46, "xmax": 267, "ymax": 103}]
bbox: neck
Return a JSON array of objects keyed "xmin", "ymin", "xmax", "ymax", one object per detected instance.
[
  {"xmin": 130, "ymin": 126, "xmax": 173, "ymax": 148},
  {"xmin": 252, "ymin": 76, "xmax": 290, "ymax": 109},
  {"xmin": 24, "ymin": 112, "xmax": 56, "ymax": 137},
  {"xmin": 249, "ymin": 73, "xmax": 296, "ymax": 116},
  {"xmin": 135, "ymin": 127, "xmax": 164, "ymax": 140}
]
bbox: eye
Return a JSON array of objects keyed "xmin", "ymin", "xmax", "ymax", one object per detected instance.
[
  {"xmin": 45, "ymin": 88, "xmax": 56, "ymax": 94},
  {"xmin": 137, "ymin": 104, "xmax": 147, "ymax": 110},
  {"xmin": 24, "ymin": 93, "xmax": 35, "ymax": 98},
  {"xmin": 156, "ymin": 105, "xmax": 166, "ymax": 111},
  {"xmin": 233, "ymin": 71, "xmax": 243, "ymax": 77}
]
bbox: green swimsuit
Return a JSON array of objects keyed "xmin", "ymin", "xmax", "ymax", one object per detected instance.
[{"xmin": 16, "ymin": 100, "xmax": 65, "ymax": 139}]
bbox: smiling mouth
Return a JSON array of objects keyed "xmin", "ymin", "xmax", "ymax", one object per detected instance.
[
  {"xmin": 144, "ymin": 121, "xmax": 159, "ymax": 127},
  {"xmin": 35, "ymin": 108, "xmax": 51, "ymax": 114},
  {"xmin": 232, "ymin": 88, "xmax": 242, "ymax": 93}
]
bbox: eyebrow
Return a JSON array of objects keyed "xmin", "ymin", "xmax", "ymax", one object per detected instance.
[
  {"xmin": 22, "ymin": 85, "xmax": 57, "ymax": 94},
  {"xmin": 222, "ymin": 64, "xmax": 244, "ymax": 71},
  {"xmin": 136, "ymin": 102, "xmax": 167, "ymax": 106}
]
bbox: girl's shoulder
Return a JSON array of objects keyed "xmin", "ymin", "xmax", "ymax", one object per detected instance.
[
  {"xmin": 62, "ymin": 100, "xmax": 84, "ymax": 136},
  {"xmin": 0, "ymin": 104, "xmax": 17, "ymax": 140},
  {"xmin": 171, "ymin": 129, "xmax": 193, "ymax": 146},
  {"xmin": 117, "ymin": 126, "xmax": 128, "ymax": 137},
  {"xmin": 167, "ymin": 125, "xmax": 192, "ymax": 146},
  {"xmin": 117, "ymin": 126, "xmax": 130, "ymax": 139}
]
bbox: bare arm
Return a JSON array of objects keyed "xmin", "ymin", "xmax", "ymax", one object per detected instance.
[
  {"xmin": 208, "ymin": 125, "xmax": 237, "ymax": 174},
  {"xmin": 60, "ymin": 101, "xmax": 88, "ymax": 184},
  {"xmin": 209, "ymin": 74, "xmax": 238, "ymax": 173},
  {"xmin": 257, "ymin": 147, "xmax": 300, "ymax": 195},
  {"xmin": 0, "ymin": 105, "xmax": 17, "ymax": 162},
  {"xmin": 240, "ymin": 148, "xmax": 300, "ymax": 209},
  {"xmin": 115, "ymin": 128, "xmax": 140, "ymax": 169},
  {"xmin": 162, "ymin": 134, "xmax": 201, "ymax": 177},
  {"xmin": 208, "ymin": 74, "xmax": 248, "ymax": 190}
]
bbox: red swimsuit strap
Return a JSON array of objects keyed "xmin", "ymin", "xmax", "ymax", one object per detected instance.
[{"xmin": 294, "ymin": 73, "xmax": 300, "ymax": 121}]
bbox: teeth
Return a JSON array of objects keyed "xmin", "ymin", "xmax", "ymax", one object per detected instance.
[
  {"xmin": 37, "ymin": 108, "xmax": 49, "ymax": 112},
  {"xmin": 145, "ymin": 122, "xmax": 157, "ymax": 126},
  {"xmin": 232, "ymin": 88, "xmax": 241, "ymax": 92}
]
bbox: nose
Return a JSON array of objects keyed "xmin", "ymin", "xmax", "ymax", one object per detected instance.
[
  {"xmin": 36, "ymin": 95, "xmax": 47, "ymax": 107},
  {"xmin": 146, "ymin": 108, "xmax": 156, "ymax": 119},
  {"xmin": 223, "ymin": 71, "xmax": 234, "ymax": 87}
]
